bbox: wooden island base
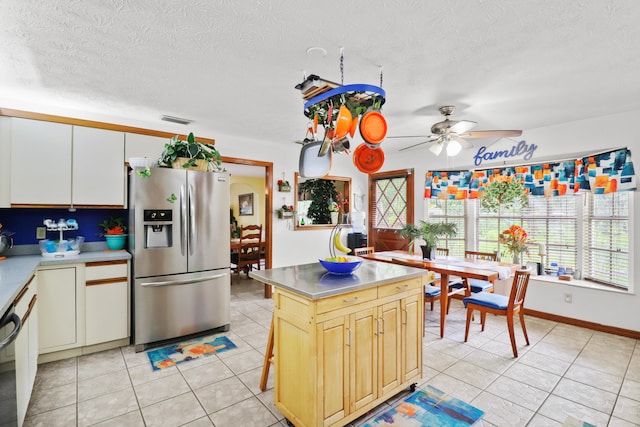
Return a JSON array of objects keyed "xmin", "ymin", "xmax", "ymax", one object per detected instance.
[{"xmin": 252, "ymin": 262, "xmax": 429, "ymax": 427}]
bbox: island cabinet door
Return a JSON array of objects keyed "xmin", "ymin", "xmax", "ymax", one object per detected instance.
[
  {"xmin": 377, "ymin": 300, "xmax": 402, "ymax": 397},
  {"xmin": 349, "ymin": 307, "xmax": 378, "ymax": 413},
  {"xmin": 401, "ymin": 292, "xmax": 423, "ymax": 381},
  {"xmin": 318, "ymin": 317, "xmax": 349, "ymax": 426}
]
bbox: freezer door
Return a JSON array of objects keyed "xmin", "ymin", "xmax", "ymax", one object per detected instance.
[
  {"xmin": 130, "ymin": 167, "xmax": 187, "ymax": 277},
  {"xmin": 133, "ymin": 269, "xmax": 230, "ymax": 348},
  {"xmin": 187, "ymin": 171, "xmax": 230, "ymax": 272}
]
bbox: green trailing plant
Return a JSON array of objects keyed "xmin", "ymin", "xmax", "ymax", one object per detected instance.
[
  {"xmin": 479, "ymin": 176, "xmax": 529, "ymax": 212},
  {"xmin": 298, "ymin": 179, "xmax": 338, "ymax": 224},
  {"xmin": 159, "ymin": 132, "xmax": 225, "ymax": 171},
  {"xmin": 398, "ymin": 220, "xmax": 458, "ymax": 255}
]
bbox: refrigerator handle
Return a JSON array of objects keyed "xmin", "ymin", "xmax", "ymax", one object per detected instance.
[
  {"xmin": 140, "ymin": 273, "xmax": 227, "ymax": 287},
  {"xmin": 188, "ymin": 183, "xmax": 195, "ymax": 256},
  {"xmin": 180, "ymin": 184, "xmax": 187, "ymax": 256}
]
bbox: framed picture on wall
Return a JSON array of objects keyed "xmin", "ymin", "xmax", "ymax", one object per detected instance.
[{"xmin": 239, "ymin": 193, "xmax": 254, "ymax": 216}]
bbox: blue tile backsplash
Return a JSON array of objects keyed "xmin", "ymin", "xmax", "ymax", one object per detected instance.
[{"xmin": 0, "ymin": 208, "xmax": 128, "ymax": 245}]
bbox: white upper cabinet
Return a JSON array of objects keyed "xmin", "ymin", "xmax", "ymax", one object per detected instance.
[
  {"xmin": 11, "ymin": 118, "xmax": 72, "ymax": 205},
  {"xmin": 72, "ymin": 126, "xmax": 125, "ymax": 206},
  {"xmin": 9, "ymin": 118, "xmax": 126, "ymax": 207},
  {"xmin": 125, "ymin": 133, "xmax": 168, "ymax": 163}
]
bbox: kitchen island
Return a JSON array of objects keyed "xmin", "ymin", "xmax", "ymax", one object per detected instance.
[{"xmin": 250, "ymin": 260, "xmax": 430, "ymax": 427}]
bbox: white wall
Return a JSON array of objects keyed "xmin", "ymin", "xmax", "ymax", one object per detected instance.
[{"xmin": 385, "ymin": 109, "xmax": 640, "ymax": 332}]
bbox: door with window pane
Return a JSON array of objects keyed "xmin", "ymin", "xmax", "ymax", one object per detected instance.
[{"xmin": 368, "ymin": 169, "xmax": 414, "ymax": 251}]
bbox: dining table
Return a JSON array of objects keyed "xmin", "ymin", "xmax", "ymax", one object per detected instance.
[{"xmin": 360, "ymin": 250, "xmax": 518, "ymax": 338}]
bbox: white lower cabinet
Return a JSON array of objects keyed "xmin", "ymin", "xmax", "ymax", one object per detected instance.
[
  {"xmin": 85, "ymin": 260, "xmax": 129, "ymax": 345},
  {"xmin": 37, "ymin": 265, "xmax": 83, "ymax": 353},
  {"xmin": 14, "ymin": 274, "xmax": 38, "ymax": 427}
]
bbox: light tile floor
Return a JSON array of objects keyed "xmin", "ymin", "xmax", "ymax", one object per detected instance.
[{"xmin": 24, "ymin": 278, "xmax": 640, "ymax": 427}]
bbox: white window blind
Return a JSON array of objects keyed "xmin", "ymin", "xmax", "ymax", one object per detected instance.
[
  {"xmin": 584, "ymin": 192, "xmax": 629, "ymax": 288},
  {"xmin": 427, "ymin": 199, "xmax": 465, "ymax": 257}
]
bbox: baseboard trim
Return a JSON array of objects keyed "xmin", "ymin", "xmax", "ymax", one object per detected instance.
[{"xmin": 525, "ymin": 309, "xmax": 640, "ymax": 340}]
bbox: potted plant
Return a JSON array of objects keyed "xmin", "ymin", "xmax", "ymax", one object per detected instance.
[
  {"xmin": 277, "ymin": 179, "xmax": 291, "ymax": 192},
  {"xmin": 276, "ymin": 205, "xmax": 295, "ymax": 219},
  {"xmin": 98, "ymin": 216, "xmax": 128, "ymax": 250},
  {"xmin": 158, "ymin": 132, "xmax": 225, "ymax": 172},
  {"xmin": 398, "ymin": 220, "xmax": 457, "ymax": 259},
  {"xmin": 479, "ymin": 176, "xmax": 528, "ymax": 212}
]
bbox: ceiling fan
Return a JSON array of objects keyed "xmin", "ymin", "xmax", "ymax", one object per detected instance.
[{"xmin": 391, "ymin": 106, "xmax": 522, "ymax": 155}]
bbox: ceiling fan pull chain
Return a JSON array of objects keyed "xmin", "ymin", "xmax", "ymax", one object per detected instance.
[
  {"xmin": 339, "ymin": 47, "xmax": 345, "ymax": 86},
  {"xmin": 379, "ymin": 66, "xmax": 383, "ymax": 88}
]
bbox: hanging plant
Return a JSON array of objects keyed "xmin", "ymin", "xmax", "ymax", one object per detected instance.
[{"xmin": 479, "ymin": 176, "xmax": 529, "ymax": 212}]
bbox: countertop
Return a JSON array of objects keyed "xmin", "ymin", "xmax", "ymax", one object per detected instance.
[
  {"xmin": 249, "ymin": 260, "xmax": 427, "ymax": 299},
  {"xmin": 0, "ymin": 250, "xmax": 131, "ymax": 316}
]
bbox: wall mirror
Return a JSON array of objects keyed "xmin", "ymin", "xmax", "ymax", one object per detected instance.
[{"xmin": 294, "ymin": 172, "xmax": 351, "ymax": 230}]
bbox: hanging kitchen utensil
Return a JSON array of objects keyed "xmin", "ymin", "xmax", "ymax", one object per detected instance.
[
  {"xmin": 334, "ymin": 105, "xmax": 352, "ymax": 141},
  {"xmin": 353, "ymin": 143, "xmax": 385, "ymax": 174},
  {"xmin": 349, "ymin": 116, "xmax": 359, "ymax": 138},
  {"xmin": 299, "ymin": 140, "xmax": 332, "ymax": 178},
  {"xmin": 332, "ymin": 137, "xmax": 350, "ymax": 153},
  {"xmin": 359, "ymin": 108, "xmax": 387, "ymax": 147}
]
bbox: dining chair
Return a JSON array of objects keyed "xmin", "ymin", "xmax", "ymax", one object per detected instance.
[
  {"xmin": 463, "ymin": 270, "xmax": 531, "ymax": 357},
  {"xmin": 423, "ymin": 271, "xmax": 439, "ymax": 336},
  {"xmin": 353, "ymin": 246, "xmax": 375, "ymax": 256},
  {"xmin": 435, "ymin": 247, "xmax": 449, "ymax": 256},
  {"xmin": 231, "ymin": 224, "xmax": 263, "ymax": 278},
  {"xmin": 446, "ymin": 250, "xmax": 497, "ymax": 313}
]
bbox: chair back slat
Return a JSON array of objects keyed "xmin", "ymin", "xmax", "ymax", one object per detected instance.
[
  {"xmin": 508, "ymin": 270, "xmax": 531, "ymax": 309},
  {"xmin": 436, "ymin": 248, "xmax": 449, "ymax": 256},
  {"xmin": 354, "ymin": 246, "xmax": 375, "ymax": 256},
  {"xmin": 465, "ymin": 250, "xmax": 498, "ymax": 261}
]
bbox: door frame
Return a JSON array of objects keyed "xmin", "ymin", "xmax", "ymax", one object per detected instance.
[{"xmin": 222, "ymin": 156, "xmax": 273, "ymax": 298}]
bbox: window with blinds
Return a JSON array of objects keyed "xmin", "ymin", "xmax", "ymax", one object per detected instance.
[
  {"xmin": 584, "ymin": 192, "xmax": 630, "ymax": 288},
  {"xmin": 427, "ymin": 199, "xmax": 466, "ymax": 257},
  {"xmin": 427, "ymin": 192, "xmax": 631, "ymax": 290},
  {"xmin": 477, "ymin": 196, "xmax": 579, "ymax": 271}
]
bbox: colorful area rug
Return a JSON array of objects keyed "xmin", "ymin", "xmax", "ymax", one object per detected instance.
[
  {"xmin": 363, "ymin": 385, "xmax": 484, "ymax": 427},
  {"xmin": 146, "ymin": 335, "xmax": 236, "ymax": 371}
]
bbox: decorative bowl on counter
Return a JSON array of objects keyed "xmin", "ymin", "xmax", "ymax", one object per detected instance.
[{"xmin": 318, "ymin": 257, "xmax": 362, "ymax": 275}]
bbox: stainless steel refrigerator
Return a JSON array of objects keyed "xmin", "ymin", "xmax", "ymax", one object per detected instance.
[{"xmin": 129, "ymin": 167, "xmax": 230, "ymax": 351}]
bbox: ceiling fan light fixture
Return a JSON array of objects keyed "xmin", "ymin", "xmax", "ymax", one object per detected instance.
[
  {"xmin": 446, "ymin": 139, "xmax": 462, "ymax": 156},
  {"xmin": 429, "ymin": 142, "xmax": 443, "ymax": 156}
]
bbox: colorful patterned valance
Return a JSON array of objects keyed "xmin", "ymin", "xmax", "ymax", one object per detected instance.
[{"xmin": 425, "ymin": 148, "xmax": 635, "ymax": 199}]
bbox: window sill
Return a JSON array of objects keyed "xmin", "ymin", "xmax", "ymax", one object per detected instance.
[{"xmin": 531, "ymin": 275, "xmax": 631, "ymax": 295}]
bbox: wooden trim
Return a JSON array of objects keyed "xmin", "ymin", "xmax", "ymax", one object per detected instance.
[
  {"xmin": 0, "ymin": 107, "xmax": 215, "ymax": 144},
  {"xmin": 22, "ymin": 295, "xmax": 37, "ymax": 324},
  {"xmin": 86, "ymin": 260, "xmax": 128, "ymax": 267},
  {"xmin": 525, "ymin": 308, "xmax": 640, "ymax": 340},
  {"xmin": 221, "ymin": 155, "xmax": 273, "ymax": 299},
  {"xmin": 13, "ymin": 274, "xmax": 35, "ymax": 305},
  {"xmin": 86, "ymin": 277, "xmax": 128, "ymax": 286}
]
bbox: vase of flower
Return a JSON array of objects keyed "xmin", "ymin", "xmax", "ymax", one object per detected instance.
[
  {"xmin": 99, "ymin": 215, "xmax": 128, "ymax": 251},
  {"xmin": 330, "ymin": 212, "xmax": 339, "ymax": 224},
  {"xmin": 498, "ymin": 225, "xmax": 529, "ymax": 265}
]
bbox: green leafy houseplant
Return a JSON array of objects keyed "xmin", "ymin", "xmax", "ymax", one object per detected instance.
[
  {"xmin": 479, "ymin": 176, "xmax": 528, "ymax": 212},
  {"xmin": 98, "ymin": 216, "xmax": 127, "ymax": 236},
  {"xmin": 159, "ymin": 132, "xmax": 225, "ymax": 172},
  {"xmin": 398, "ymin": 220, "xmax": 457, "ymax": 259}
]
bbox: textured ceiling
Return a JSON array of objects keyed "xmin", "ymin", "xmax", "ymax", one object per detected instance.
[{"xmin": 1, "ymin": 0, "xmax": 639, "ymax": 152}]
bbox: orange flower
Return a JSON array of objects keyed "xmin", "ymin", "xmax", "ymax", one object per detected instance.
[{"xmin": 498, "ymin": 225, "xmax": 529, "ymax": 257}]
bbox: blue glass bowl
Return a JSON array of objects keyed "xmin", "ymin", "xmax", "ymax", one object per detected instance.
[{"xmin": 318, "ymin": 258, "xmax": 363, "ymax": 275}]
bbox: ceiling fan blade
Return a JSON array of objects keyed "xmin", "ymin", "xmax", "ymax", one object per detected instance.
[
  {"xmin": 460, "ymin": 130, "xmax": 522, "ymax": 139},
  {"xmin": 386, "ymin": 135, "xmax": 431, "ymax": 139},
  {"xmin": 449, "ymin": 120, "xmax": 476, "ymax": 134},
  {"xmin": 399, "ymin": 139, "xmax": 434, "ymax": 152}
]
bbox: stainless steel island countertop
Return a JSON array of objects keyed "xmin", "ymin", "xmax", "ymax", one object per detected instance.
[{"xmin": 249, "ymin": 259, "xmax": 427, "ymax": 299}]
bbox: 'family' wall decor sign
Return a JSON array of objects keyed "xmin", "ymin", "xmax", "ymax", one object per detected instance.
[{"xmin": 473, "ymin": 140, "xmax": 537, "ymax": 167}]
